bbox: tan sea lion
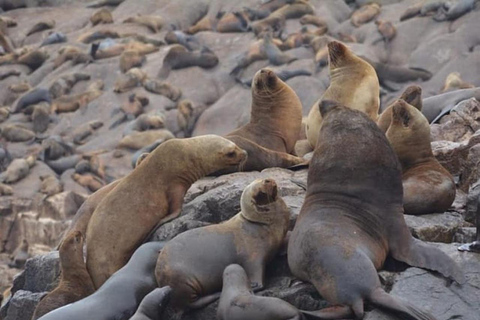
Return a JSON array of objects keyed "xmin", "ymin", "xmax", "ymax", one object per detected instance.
[
  {"xmin": 49, "ymin": 73, "xmax": 91, "ymax": 99},
  {"xmin": 0, "ymin": 182, "xmax": 13, "ymax": 195},
  {"xmin": 26, "ymin": 19, "xmax": 55, "ymax": 36},
  {"xmin": 72, "ymin": 120, "xmax": 103, "ymax": 145},
  {"xmin": 9, "ymin": 81, "xmax": 31, "ymax": 94},
  {"xmin": 53, "ymin": 46, "xmax": 92, "ymax": 69},
  {"xmin": 110, "ymin": 93, "xmax": 149, "ymax": 129},
  {"xmin": 230, "ymin": 38, "xmax": 271, "ymax": 75},
  {"xmin": 299, "ymin": 14, "xmax": 327, "ymax": 28},
  {"xmin": 351, "ymin": 3, "xmax": 381, "ymax": 27},
  {"xmin": 123, "ymin": 113, "xmax": 165, "ymax": 136},
  {"xmin": 117, "ymin": 129, "xmax": 174, "ymax": 149},
  {"xmin": 441, "ymin": 72, "xmax": 474, "ymax": 93},
  {"xmin": 72, "ymin": 173, "xmax": 105, "ymax": 192},
  {"xmin": 218, "ymin": 68, "xmax": 304, "ymax": 174},
  {"xmin": 114, "ymin": 68, "xmax": 147, "ymax": 93},
  {"xmin": 0, "ymin": 107, "xmax": 10, "ymax": 123},
  {"xmin": 374, "ymin": 19, "xmax": 396, "ymax": 43},
  {"xmin": 90, "ymin": 8, "xmax": 113, "ymax": 26},
  {"xmin": 216, "ymin": 11, "xmax": 249, "ymax": 33},
  {"xmin": 120, "ymin": 50, "xmax": 146, "ymax": 73},
  {"xmin": 400, "ymin": 1, "xmax": 423, "ymax": 21},
  {"xmin": 157, "ymin": 45, "xmax": 218, "ymax": 79},
  {"xmin": 86, "ymin": 135, "xmax": 248, "ymax": 288},
  {"xmin": 306, "ymin": 41, "xmax": 380, "ymax": 149},
  {"xmin": 0, "ymin": 155, "xmax": 36, "ymax": 184},
  {"xmin": 0, "ymin": 17, "xmax": 17, "ymax": 27},
  {"xmin": 155, "ymin": 178, "xmax": 290, "ymax": 310},
  {"xmin": 123, "ymin": 15, "xmax": 163, "ymax": 33},
  {"xmin": 270, "ymin": 1, "xmax": 314, "ymax": 19},
  {"xmin": 143, "ymin": 79, "xmax": 182, "ymax": 101},
  {"xmin": 386, "ymin": 100, "xmax": 456, "ymax": 215},
  {"xmin": 218, "ymin": 264, "xmax": 303, "ymax": 320},
  {"xmin": 52, "ymin": 82, "xmax": 103, "ymax": 113},
  {"xmin": 176, "ymin": 99, "xmax": 194, "ymax": 137},
  {"xmin": 31, "ymin": 231, "xmax": 95, "ymax": 320},
  {"xmin": 32, "ymin": 102, "xmax": 51, "ymax": 133},
  {"xmin": 288, "ymin": 101, "xmax": 464, "ymax": 320},
  {"xmin": 1, "ymin": 124, "xmax": 35, "ymax": 142},
  {"xmin": 17, "ymin": 48, "xmax": 49, "ymax": 70},
  {"xmin": 39, "ymin": 174, "xmax": 63, "ymax": 197}
]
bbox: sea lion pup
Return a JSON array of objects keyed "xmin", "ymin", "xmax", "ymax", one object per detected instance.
[
  {"xmin": 263, "ymin": 32, "xmax": 297, "ymax": 66},
  {"xmin": 52, "ymin": 80, "xmax": 104, "ymax": 113},
  {"xmin": 123, "ymin": 15, "xmax": 163, "ymax": 33},
  {"xmin": 90, "ymin": 8, "xmax": 113, "ymax": 26},
  {"xmin": 110, "ymin": 93, "xmax": 149, "ymax": 129},
  {"xmin": 143, "ymin": 79, "xmax": 182, "ymax": 101},
  {"xmin": 8, "ymin": 239, "xmax": 29, "ymax": 269},
  {"xmin": 400, "ymin": 1, "xmax": 424, "ymax": 21},
  {"xmin": 114, "ymin": 68, "xmax": 147, "ymax": 93},
  {"xmin": 377, "ymin": 85, "xmax": 423, "ymax": 132},
  {"xmin": 164, "ymin": 30, "xmax": 200, "ymax": 51},
  {"xmin": 120, "ymin": 50, "xmax": 146, "ymax": 73},
  {"xmin": 36, "ymin": 241, "xmax": 164, "ymax": 320},
  {"xmin": 250, "ymin": 13, "xmax": 286, "ymax": 37},
  {"xmin": 118, "ymin": 129, "xmax": 174, "ymax": 150},
  {"xmin": 86, "ymin": 135, "xmax": 247, "ymax": 288},
  {"xmin": 306, "ymin": 41, "xmax": 380, "ymax": 149},
  {"xmin": 300, "ymin": 14, "xmax": 327, "ymax": 28},
  {"xmin": 26, "ymin": 19, "xmax": 55, "ymax": 36},
  {"xmin": 72, "ymin": 120, "xmax": 103, "ymax": 145},
  {"xmin": 124, "ymin": 113, "xmax": 165, "ymax": 136},
  {"xmin": 72, "ymin": 173, "xmax": 105, "ymax": 192},
  {"xmin": 155, "ymin": 178, "xmax": 290, "ymax": 310},
  {"xmin": 217, "ymin": 68, "xmax": 304, "ymax": 175},
  {"xmin": 175, "ymin": 99, "xmax": 208, "ymax": 138},
  {"xmin": 13, "ymin": 88, "xmax": 51, "ymax": 114},
  {"xmin": 39, "ymin": 174, "xmax": 63, "ymax": 197},
  {"xmin": 0, "ymin": 16, "xmax": 17, "ymax": 27},
  {"xmin": 53, "ymin": 46, "xmax": 92, "ymax": 69},
  {"xmin": 351, "ymin": 3, "xmax": 381, "ymax": 27},
  {"xmin": 386, "ymin": 100, "xmax": 456, "ymax": 215},
  {"xmin": 374, "ymin": 19, "xmax": 396, "ymax": 43},
  {"xmin": 77, "ymin": 29, "xmax": 120, "ymax": 44},
  {"xmin": 17, "ymin": 48, "xmax": 49, "ymax": 70},
  {"xmin": 441, "ymin": 72, "xmax": 474, "ymax": 93},
  {"xmin": 218, "ymin": 264, "xmax": 303, "ymax": 320},
  {"xmin": 216, "ymin": 11, "xmax": 250, "ymax": 33},
  {"xmin": 130, "ymin": 138, "xmax": 167, "ymax": 168},
  {"xmin": 32, "ymin": 102, "xmax": 51, "ymax": 133},
  {"xmin": 129, "ymin": 287, "xmax": 172, "ymax": 320},
  {"xmin": 49, "ymin": 73, "xmax": 91, "ymax": 99},
  {"xmin": 1, "ymin": 124, "xmax": 35, "ymax": 142},
  {"xmin": 288, "ymin": 101, "xmax": 464, "ymax": 320},
  {"xmin": 86, "ymin": 0, "xmax": 124, "ymax": 8},
  {"xmin": 31, "ymin": 231, "xmax": 95, "ymax": 320},
  {"xmin": 157, "ymin": 45, "xmax": 219, "ymax": 79}
]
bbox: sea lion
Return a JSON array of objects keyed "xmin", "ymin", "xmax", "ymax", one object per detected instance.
[
  {"xmin": 77, "ymin": 29, "xmax": 120, "ymax": 44},
  {"xmin": 114, "ymin": 68, "xmax": 147, "ymax": 93},
  {"xmin": 441, "ymin": 72, "xmax": 474, "ymax": 93},
  {"xmin": 51, "ymin": 85, "xmax": 103, "ymax": 113},
  {"xmin": 128, "ymin": 287, "xmax": 172, "ymax": 320},
  {"xmin": 0, "ymin": 69, "xmax": 20, "ymax": 80},
  {"xmin": 400, "ymin": 1, "xmax": 423, "ymax": 21},
  {"xmin": 110, "ymin": 93, "xmax": 149, "ymax": 128},
  {"xmin": 26, "ymin": 19, "xmax": 55, "ymax": 36},
  {"xmin": 377, "ymin": 85, "xmax": 423, "ymax": 132},
  {"xmin": 218, "ymin": 264, "xmax": 303, "ymax": 320},
  {"xmin": 74, "ymin": 154, "xmax": 105, "ymax": 179},
  {"xmin": 176, "ymin": 99, "xmax": 194, "ymax": 137},
  {"xmin": 143, "ymin": 79, "xmax": 182, "ymax": 101},
  {"xmin": 230, "ymin": 38, "xmax": 271, "ymax": 76},
  {"xmin": 288, "ymin": 101, "xmax": 464, "ymax": 320},
  {"xmin": 72, "ymin": 120, "xmax": 103, "ymax": 145},
  {"xmin": 458, "ymin": 194, "xmax": 480, "ymax": 253},
  {"xmin": 0, "ymin": 107, "xmax": 9, "ymax": 123},
  {"xmin": 299, "ymin": 14, "xmax": 327, "ymax": 28},
  {"xmin": 351, "ymin": 3, "xmax": 381, "ymax": 27},
  {"xmin": 0, "ymin": 155, "xmax": 35, "ymax": 183},
  {"xmin": 86, "ymin": 135, "xmax": 248, "ymax": 288},
  {"xmin": 17, "ymin": 48, "xmax": 49, "ymax": 70},
  {"xmin": 362, "ymin": 57, "xmax": 432, "ymax": 86},
  {"xmin": 433, "ymin": 0, "xmax": 475, "ymax": 21},
  {"xmin": 40, "ymin": 136, "xmax": 74, "ymax": 161},
  {"xmin": 0, "ymin": 16, "xmax": 17, "ymax": 27},
  {"xmin": 157, "ymin": 45, "xmax": 219, "ymax": 79},
  {"xmin": 72, "ymin": 173, "xmax": 105, "ymax": 192},
  {"xmin": 0, "ymin": 182, "xmax": 13, "ymax": 195},
  {"xmin": 32, "ymin": 231, "xmax": 95, "ymax": 320},
  {"xmin": 32, "ymin": 102, "xmax": 51, "ymax": 133},
  {"xmin": 40, "ymin": 32, "xmax": 67, "ymax": 47},
  {"xmin": 164, "ymin": 30, "xmax": 200, "ymax": 51},
  {"xmin": 422, "ymin": 88, "xmax": 480, "ymax": 123},
  {"xmin": 216, "ymin": 11, "xmax": 250, "ymax": 33},
  {"xmin": 118, "ymin": 129, "xmax": 174, "ymax": 150},
  {"xmin": 13, "ymin": 88, "xmax": 52, "ymax": 113},
  {"xmin": 36, "ymin": 241, "xmax": 163, "ymax": 320},
  {"xmin": 386, "ymin": 99, "xmax": 456, "ymax": 215},
  {"xmin": 123, "ymin": 113, "xmax": 165, "ymax": 136},
  {"xmin": 53, "ymin": 46, "xmax": 92, "ymax": 69},
  {"xmin": 374, "ymin": 20, "xmax": 396, "ymax": 43},
  {"xmin": 47, "ymin": 155, "xmax": 82, "ymax": 174},
  {"xmin": 130, "ymin": 139, "xmax": 167, "ymax": 168},
  {"xmin": 90, "ymin": 8, "xmax": 113, "ymax": 26},
  {"xmin": 86, "ymin": 0, "xmax": 125, "ymax": 8},
  {"xmin": 49, "ymin": 73, "xmax": 91, "ymax": 99},
  {"xmin": 39, "ymin": 174, "xmax": 63, "ymax": 197},
  {"xmin": 123, "ymin": 15, "xmax": 163, "ymax": 33},
  {"xmin": 421, "ymin": 0, "xmax": 446, "ymax": 15},
  {"xmin": 1, "ymin": 124, "xmax": 35, "ymax": 142},
  {"xmin": 218, "ymin": 68, "xmax": 304, "ymax": 174},
  {"xmin": 263, "ymin": 32, "xmax": 297, "ymax": 66},
  {"xmin": 8, "ymin": 239, "xmax": 29, "ymax": 269},
  {"xmin": 155, "ymin": 178, "xmax": 290, "ymax": 310},
  {"xmin": 250, "ymin": 14, "xmax": 285, "ymax": 37},
  {"xmin": 120, "ymin": 50, "xmax": 146, "ymax": 73},
  {"xmin": 8, "ymin": 81, "xmax": 30, "ymax": 94},
  {"xmin": 306, "ymin": 41, "xmax": 380, "ymax": 149}
]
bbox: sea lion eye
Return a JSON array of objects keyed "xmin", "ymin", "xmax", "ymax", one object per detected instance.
[{"xmin": 226, "ymin": 151, "xmax": 236, "ymax": 158}]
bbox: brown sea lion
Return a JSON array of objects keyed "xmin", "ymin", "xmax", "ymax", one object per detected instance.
[
  {"xmin": 374, "ymin": 19, "xmax": 396, "ymax": 43},
  {"xmin": 351, "ymin": 3, "xmax": 381, "ymax": 27},
  {"xmin": 164, "ymin": 30, "xmax": 200, "ymax": 51},
  {"xmin": 123, "ymin": 113, "xmax": 165, "ymax": 136},
  {"xmin": 8, "ymin": 81, "xmax": 31, "ymax": 94},
  {"xmin": 263, "ymin": 32, "xmax": 297, "ymax": 66},
  {"xmin": 17, "ymin": 48, "xmax": 49, "ymax": 70},
  {"xmin": 123, "ymin": 15, "xmax": 163, "ymax": 33},
  {"xmin": 26, "ymin": 19, "xmax": 55, "ymax": 36},
  {"xmin": 288, "ymin": 101, "xmax": 464, "ymax": 320},
  {"xmin": 39, "ymin": 174, "xmax": 63, "ymax": 197},
  {"xmin": 52, "ymin": 81, "xmax": 103, "ymax": 113},
  {"xmin": 218, "ymin": 68, "xmax": 304, "ymax": 174},
  {"xmin": 86, "ymin": 135, "xmax": 248, "ymax": 288},
  {"xmin": 90, "ymin": 8, "xmax": 113, "ymax": 26},
  {"xmin": 400, "ymin": 1, "xmax": 423, "ymax": 21},
  {"xmin": 49, "ymin": 73, "xmax": 91, "ymax": 99},
  {"xmin": 218, "ymin": 264, "xmax": 303, "ymax": 320},
  {"xmin": 8, "ymin": 239, "xmax": 29, "ymax": 269},
  {"xmin": 306, "ymin": 41, "xmax": 380, "ymax": 149},
  {"xmin": 31, "ymin": 231, "xmax": 95, "ymax": 320},
  {"xmin": 72, "ymin": 120, "xmax": 103, "ymax": 145},
  {"xmin": 72, "ymin": 173, "xmax": 105, "ymax": 192},
  {"xmin": 0, "ymin": 155, "xmax": 36, "ymax": 184},
  {"xmin": 250, "ymin": 14, "xmax": 285, "ymax": 37},
  {"xmin": 230, "ymin": 38, "xmax": 271, "ymax": 75},
  {"xmin": 143, "ymin": 79, "xmax": 182, "ymax": 101},
  {"xmin": 377, "ymin": 85, "xmax": 423, "ymax": 132},
  {"xmin": 1, "ymin": 124, "xmax": 35, "ymax": 142},
  {"xmin": 155, "ymin": 178, "xmax": 290, "ymax": 310},
  {"xmin": 110, "ymin": 93, "xmax": 149, "ymax": 129},
  {"xmin": 441, "ymin": 72, "xmax": 474, "ymax": 93},
  {"xmin": 114, "ymin": 68, "xmax": 147, "ymax": 93},
  {"xmin": 120, "ymin": 50, "xmax": 146, "ymax": 73},
  {"xmin": 176, "ymin": 99, "xmax": 194, "ymax": 137},
  {"xmin": 299, "ymin": 14, "xmax": 327, "ymax": 28},
  {"xmin": 386, "ymin": 100, "xmax": 456, "ymax": 215},
  {"xmin": 32, "ymin": 102, "xmax": 51, "ymax": 133},
  {"xmin": 117, "ymin": 129, "xmax": 174, "ymax": 150},
  {"xmin": 53, "ymin": 46, "xmax": 92, "ymax": 69},
  {"xmin": 157, "ymin": 45, "xmax": 218, "ymax": 79},
  {"xmin": 217, "ymin": 11, "xmax": 250, "ymax": 33}
]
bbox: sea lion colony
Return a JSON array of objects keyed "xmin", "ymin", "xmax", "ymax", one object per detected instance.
[{"xmin": 0, "ymin": 0, "xmax": 479, "ymax": 319}]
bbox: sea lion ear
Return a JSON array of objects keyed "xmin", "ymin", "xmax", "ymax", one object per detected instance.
[
  {"xmin": 392, "ymin": 99, "xmax": 411, "ymax": 127},
  {"xmin": 318, "ymin": 100, "xmax": 339, "ymax": 117}
]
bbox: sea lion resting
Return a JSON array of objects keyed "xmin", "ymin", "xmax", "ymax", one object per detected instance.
[{"xmin": 288, "ymin": 101, "xmax": 464, "ymax": 319}]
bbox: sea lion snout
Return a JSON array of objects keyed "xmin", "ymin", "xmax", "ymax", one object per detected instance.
[
  {"xmin": 255, "ymin": 68, "xmax": 278, "ymax": 88},
  {"xmin": 391, "ymin": 100, "xmax": 411, "ymax": 127},
  {"xmin": 253, "ymin": 178, "xmax": 278, "ymax": 205}
]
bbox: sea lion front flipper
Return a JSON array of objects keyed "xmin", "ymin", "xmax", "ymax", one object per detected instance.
[{"xmin": 189, "ymin": 292, "xmax": 221, "ymax": 309}]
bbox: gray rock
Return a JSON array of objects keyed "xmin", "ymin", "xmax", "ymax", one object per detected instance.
[
  {"xmin": 405, "ymin": 212, "xmax": 469, "ymax": 243},
  {"xmin": 1, "ymin": 290, "xmax": 45, "ymax": 320}
]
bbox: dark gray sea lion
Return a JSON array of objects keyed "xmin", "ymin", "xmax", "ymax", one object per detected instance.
[
  {"xmin": 157, "ymin": 45, "xmax": 219, "ymax": 79},
  {"xmin": 26, "ymin": 20, "xmax": 55, "ymax": 37},
  {"xmin": 164, "ymin": 30, "xmax": 200, "ymax": 51},
  {"xmin": 46, "ymin": 155, "xmax": 82, "ymax": 174},
  {"xmin": 422, "ymin": 88, "xmax": 480, "ymax": 123},
  {"xmin": 12, "ymin": 88, "xmax": 51, "ymax": 114},
  {"xmin": 434, "ymin": 0, "xmax": 475, "ymax": 21},
  {"xmin": 128, "ymin": 286, "xmax": 172, "ymax": 320}
]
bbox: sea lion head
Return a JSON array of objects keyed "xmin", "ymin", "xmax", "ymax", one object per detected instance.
[
  {"xmin": 252, "ymin": 68, "xmax": 286, "ymax": 98},
  {"xmin": 241, "ymin": 178, "xmax": 281, "ymax": 224},
  {"xmin": 399, "ymin": 85, "xmax": 422, "ymax": 111},
  {"xmin": 222, "ymin": 264, "xmax": 250, "ymax": 292},
  {"xmin": 59, "ymin": 231, "xmax": 84, "ymax": 267},
  {"xmin": 327, "ymin": 41, "xmax": 350, "ymax": 68}
]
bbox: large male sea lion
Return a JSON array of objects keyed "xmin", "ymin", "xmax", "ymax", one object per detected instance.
[
  {"xmin": 217, "ymin": 264, "xmax": 303, "ymax": 320},
  {"xmin": 86, "ymin": 135, "xmax": 247, "ymax": 288},
  {"xmin": 305, "ymin": 41, "xmax": 380, "ymax": 149},
  {"xmin": 288, "ymin": 101, "xmax": 464, "ymax": 319},
  {"xmin": 385, "ymin": 100, "xmax": 456, "ymax": 215},
  {"xmin": 218, "ymin": 68, "xmax": 304, "ymax": 174},
  {"xmin": 32, "ymin": 231, "xmax": 95, "ymax": 320},
  {"xmin": 37, "ymin": 242, "xmax": 164, "ymax": 320},
  {"xmin": 155, "ymin": 178, "xmax": 290, "ymax": 310}
]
